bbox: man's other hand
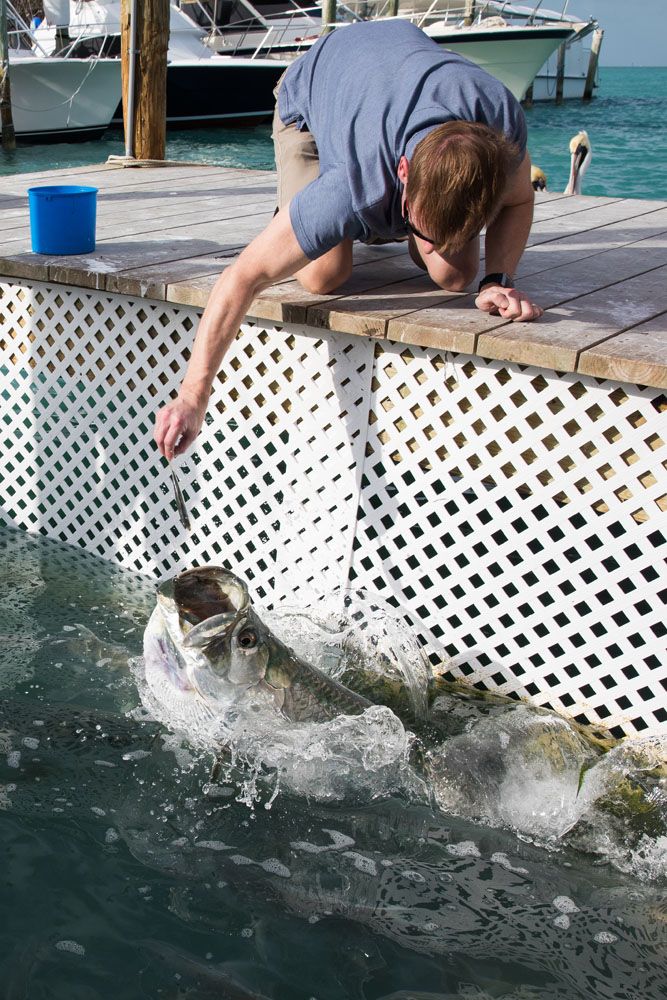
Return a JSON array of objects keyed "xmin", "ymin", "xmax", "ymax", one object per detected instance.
[{"xmin": 475, "ymin": 284, "xmax": 543, "ymax": 322}]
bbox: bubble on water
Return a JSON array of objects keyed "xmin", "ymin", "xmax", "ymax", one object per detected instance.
[
  {"xmin": 122, "ymin": 750, "xmax": 151, "ymax": 762},
  {"xmin": 553, "ymin": 914, "xmax": 570, "ymax": 930},
  {"xmin": 230, "ymin": 854, "xmax": 253, "ymax": 866},
  {"xmin": 259, "ymin": 858, "xmax": 291, "ymax": 878},
  {"xmin": 55, "ymin": 940, "xmax": 85, "ymax": 956},
  {"xmin": 7, "ymin": 752, "xmax": 20, "ymax": 769},
  {"xmin": 400, "ymin": 870, "xmax": 426, "ymax": 883},
  {"xmin": 343, "ymin": 852, "xmax": 378, "ymax": 876},
  {"xmin": 553, "ymin": 895, "xmax": 580, "ymax": 914},
  {"xmin": 104, "ymin": 828, "xmax": 119, "ymax": 844},
  {"xmin": 195, "ymin": 840, "xmax": 232, "ymax": 852},
  {"xmin": 91, "ymin": 806, "xmax": 106, "ymax": 817},
  {"xmin": 22, "ymin": 737, "xmax": 39, "ymax": 749},
  {"xmin": 94, "ymin": 760, "xmax": 117, "ymax": 768},
  {"xmin": 594, "ymin": 931, "xmax": 618, "ymax": 944},
  {"xmin": 490, "ymin": 853, "xmax": 529, "ymax": 875},
  {"xmin": 291, "ymin": 828, "xmax": 355, "ymax": 853},
  {"xmin": 240, "ymin": 927, "xmax": 254, "ymax": 938},
  {"xmin": 446, "ymin": 841, "xmax": 481, "ymax": 858}
]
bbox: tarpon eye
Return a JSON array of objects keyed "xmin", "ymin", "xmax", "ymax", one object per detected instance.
[{"xmin": 237, "ymin": 627, "xmax": 258, "ymax": 651}]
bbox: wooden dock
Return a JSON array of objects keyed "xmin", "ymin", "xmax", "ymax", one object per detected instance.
[{"xmin": 0, "ymin": 161, "xmax": 666, "ymax": 389}]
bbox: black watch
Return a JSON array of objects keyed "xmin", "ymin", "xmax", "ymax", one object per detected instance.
[{"xmin": 478, "ymin": 272, "xmax": 513, "ymax": 293}]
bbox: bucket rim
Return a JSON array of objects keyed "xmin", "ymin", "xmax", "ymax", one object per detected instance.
[{"xmin": 27, "ymin": 185, "xmax": 99, "ymax": 197}]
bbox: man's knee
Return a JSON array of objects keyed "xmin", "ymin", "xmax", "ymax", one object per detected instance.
[
  {"xmin": 433, "ymin": 262, "xmax": 478, "ymax": 292},
  {"xmin": 296, "ymin": 244, "xmax": 353, "ymax": 295}
]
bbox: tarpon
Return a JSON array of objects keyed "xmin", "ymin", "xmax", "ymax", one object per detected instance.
[{"xmin": 144, "ymin": 566, "xmax": 372, "ymax": 727}]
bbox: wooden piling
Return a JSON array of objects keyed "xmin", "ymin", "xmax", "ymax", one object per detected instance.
[
  {"xmin": 120, "ymin": 0, "xmax": 169, "ymax": 161},
  {"xmin": 0, "ymin": 0, "xmax": 16, "ymax": 151},
  {"xmin": 463, "ymin": 1, "xmax": 476, "ymax": 27},
  {"xmin": 583, "ymin": 28, "xmax": 604, "ymax": 101},
  {"xmin": 321, "ymin": 0, "xmax": 337, "ymax": 33},
  {"xmin": 555, "ymin": 42, "xmax": 566, "ymax": 104}
]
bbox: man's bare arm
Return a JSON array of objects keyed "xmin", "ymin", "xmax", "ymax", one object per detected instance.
[
  {"xmin": 155, "ymin": 208, "xmax": 310, "ymax": 458},
  {"xmin": 476, "ymin": 152, "xmax": 543, "ymax": 322}
]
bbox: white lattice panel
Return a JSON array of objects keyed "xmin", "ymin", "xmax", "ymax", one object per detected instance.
[
  {"xmin": 351, "ymin": 343, "xmax": 666, "ymax": 739},
  {"xmin": 0, "ymin": 280, "xmax": 370, "ymax": 605},
  {"xmin": 1, "ymin": 279, "xmax": 665, "ymax": 738}
]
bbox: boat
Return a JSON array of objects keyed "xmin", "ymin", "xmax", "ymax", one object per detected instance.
[
  {"xmin": 1, "ymin": 3, "xmax": 122, "ymax": 142},
  {"xmin": 41, "ymin": 0, "xmax": 289, "ymax": 126},
  {"xmin": 470, "ymin": 2, "xmax": 603, "ymax": 101},
  {"xmin": 185, "ymin": 0, "xmax": 577, "ymax": 101}
]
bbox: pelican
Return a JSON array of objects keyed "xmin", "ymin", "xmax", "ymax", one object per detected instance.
[
  {"xmin": 564, "ymin": 130, "xmax": 592, "ymax": 195},
  {"xmin": 531, "ymin": 165, "xmax": 548, "ymax": 192}
]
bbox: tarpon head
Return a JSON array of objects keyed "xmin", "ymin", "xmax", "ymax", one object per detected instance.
[
  {"xmin": 143, "ymin": 565, "xmax": 371, "ymax": 730},
  {"xmin": 146, "ymin": 566, "xmax": 282, "ymax": 706}
]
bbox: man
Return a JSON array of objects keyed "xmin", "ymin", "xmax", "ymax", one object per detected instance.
[{"xmin": 155, "ymin": 20, "xmax": 542, "ymax": 461}]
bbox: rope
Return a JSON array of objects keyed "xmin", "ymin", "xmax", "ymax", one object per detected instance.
[{"xmin": 106, "ymin": 155, "xmax": 216, "ymax": 168}]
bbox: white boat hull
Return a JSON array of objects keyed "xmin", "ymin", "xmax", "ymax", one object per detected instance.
[
  {"xmin": 4, "ymin": 56, "xmax": 121, "ymax": 141},
  {"xmin": 423, "ymin": 24, "xmax": 574, "ymax": 101}
]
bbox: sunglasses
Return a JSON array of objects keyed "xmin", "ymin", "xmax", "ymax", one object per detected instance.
[{"xmin": 402, "ymin": 202, "xmax": 437, "ymax": 246}]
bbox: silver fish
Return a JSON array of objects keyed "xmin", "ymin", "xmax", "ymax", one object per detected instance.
[
  {"xmin": 169, "ymin": 465, "xmax": 191, "ymax": 531},
  {"xmin": 144, "ymin": 566, "xmax": 371, "ymax": 724}
]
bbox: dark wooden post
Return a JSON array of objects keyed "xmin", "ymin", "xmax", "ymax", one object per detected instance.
[
  {"xmin": 121, "ymin": 0, "xmax": 169, "ymax": 161},
  {"xmin": 0, "ymin": 0, "xmax": 16, "ymax": 151},
  {"xmin": 321, "ymin": 0, "xmax": 336, "ymax": 34},
  {"xmin": 555, "ymin": 42, "xmax": 566, "ymax": 104},
  {"xmin": 463, "ymin": 1, "xmax": 476, "ymax": 26},
  {"xmin": 583, "ymin": 28, "xmax": 604, "ymax": 101}
]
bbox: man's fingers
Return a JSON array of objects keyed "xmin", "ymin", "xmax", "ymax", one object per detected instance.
[
  {"xmin": 163, "ymin": 419, "xmax": 187, "ymax": 462},
  {"xmin": 476, "ymin": 288, "xmax": 543, "ymax": 323}
]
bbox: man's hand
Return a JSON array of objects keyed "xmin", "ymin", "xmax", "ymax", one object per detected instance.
[
  {"xmin": 154, "ymin": 391, "xmax": 208, "ymax": 460},
  {"xmin": 475, "ymin": 283, "xmax": 543, "ymax": 322}
]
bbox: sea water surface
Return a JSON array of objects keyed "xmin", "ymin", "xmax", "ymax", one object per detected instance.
[
  {"xmin": 1, "ymin": 524, "xmax": 666, "ymax": 999},
  {"xmin": 0, "ymin": 68, "xmax": 666, "ymax": 200}
]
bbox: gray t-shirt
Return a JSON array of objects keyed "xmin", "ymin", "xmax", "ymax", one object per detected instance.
[{"xmin": 277, "ymin": 19, "xmax": 527, "ymax": 260}]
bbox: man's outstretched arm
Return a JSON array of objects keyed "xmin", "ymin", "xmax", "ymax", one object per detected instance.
[
  {"xmin": 154, "ymin": 208, "xmax": 310, "ymax": 459},
  {"xmin": 476, "ymin": 152, "xmax": 543, "ymax": 323}
]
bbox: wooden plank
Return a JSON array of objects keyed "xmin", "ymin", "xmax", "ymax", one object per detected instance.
[
  {"xmin": 517, "ymin": 207, "xmax": 667, "ymax": 276},
  {"xmin": 386, "ymin": 297, "xmax": 506, "ymax": 353},
  {"xmin": 389, "ymin": 233, "xmax": 667, "ymax": 357},
  {"xmin": 305, "ymin": 273, "xmax": 463, "ymax": 338},
  {"xmin": 108, "ymin": 252, "xmax": 232, "ymax": 299},
  {"xmin": 250, "ymin": 251, "xmax": 425, "ymax": 325},
  {"xmin": 166, "ymin": 245, "xmax": 420, "ymax": 316},
  {"xmin": 476, "ymin": 264, "xmax": 667, "ymax": 373},
  {"xmin": 577, "ymin": 312, "xmax": 667, "ymax": 388},
  {"xmin": 511, "ymin": 237, "xmax": 667, "ymax": 306},
  {"xmin": 527, "ymin": 199, "xmax": 667, "ymax": 247},
  {"xmin": 0, "ymin": 199, "xmax": 274, "ymax": 254},
  {"xmin": 0, "ymin": 162, "xmax": 266, "ymax": 196},
  {"xmin": 531, "ymin": 195, "xmax": 621, "ymax": 224}
]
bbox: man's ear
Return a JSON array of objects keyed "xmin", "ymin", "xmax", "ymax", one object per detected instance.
[{"xmin": 397, "ymin": 156, "xmax": 409, "ymax": 186}]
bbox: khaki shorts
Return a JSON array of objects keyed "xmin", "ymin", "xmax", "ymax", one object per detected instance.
[
  {"xmin": 272, "ymin": 75, "xmax": 320, "ymax": 208},
  {"xmin": 271, "ymin": 75, "xmax": 402, "ymax": 247}
]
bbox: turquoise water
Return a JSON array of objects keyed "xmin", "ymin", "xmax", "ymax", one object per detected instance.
[
  {"xmin": 524, "ymin": 66, "xmax": 667, "ymax": 200},
  {"xmin": 1, "ymin": 524, "xmax": 667, "ymax": 999},
  {"xmin": 1, "ymin": 68, "xmax": 665, "ymax": 200}
]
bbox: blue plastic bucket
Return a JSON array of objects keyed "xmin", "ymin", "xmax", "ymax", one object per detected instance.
[{"xmin": 28, "ymin": 185, "xmax": 98, "ymax": 255}]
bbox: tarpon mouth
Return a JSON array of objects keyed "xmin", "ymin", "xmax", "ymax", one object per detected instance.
[{"xmin": 157, "ymin": 566, "xmax": 250, "ymax": 635}]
